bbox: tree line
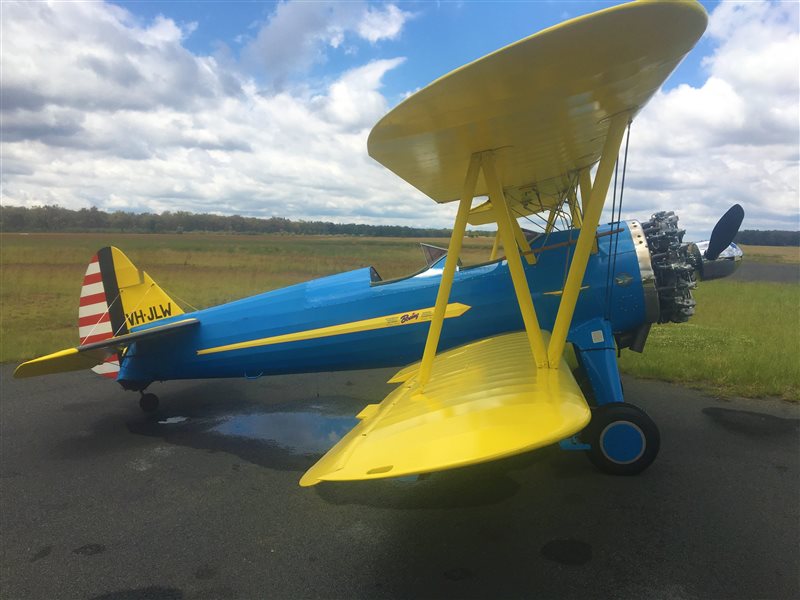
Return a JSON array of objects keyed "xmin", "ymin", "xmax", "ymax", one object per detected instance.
[
  {"xmin": 734, "ymin": 229, "xmax": 799, "ymax": 247},
  {"xmin": 0, "ymin": 204, "xmax": 469, "ymax": 238},
  {"xmin": 1, "ymin": 205, "xmax": 797, "ymax": 245}
]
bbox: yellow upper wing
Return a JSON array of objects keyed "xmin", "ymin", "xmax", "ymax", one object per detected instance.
[
  {"xmin": 367, "ymin": 0, "xmax": 707, "ymax": 222},
  {"xmin": 300, "ymin": 332, "xmax": 590, "ymax": 486}
]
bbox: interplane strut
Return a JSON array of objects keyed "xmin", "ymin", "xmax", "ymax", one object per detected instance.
[
  {"xmin": 418, "ymin": 112, "xmax": 630, "ymax": 380},
  {"xmin": 547, "ymin": 114, "xmax": 630, "ymax": 365},
  {"xmin": 482, "ymin": 152, "xmax": 549, "ymax": 368},
  {"xmin": 416, "ymin": 154, "xmax": 481, "ymax": 387}
]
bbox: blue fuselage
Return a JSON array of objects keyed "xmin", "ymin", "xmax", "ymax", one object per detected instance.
[{"xmin": 119, "ymin": 222, "xmax": 651, "ymax": 385}]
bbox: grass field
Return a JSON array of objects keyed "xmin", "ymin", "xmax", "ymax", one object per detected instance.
[
  {"xmin": 2, "ymin": 232, "xmax": 798, "ymax": 401},
  {"xmin": 738, "ymin": 244, "xmax": 800, "ymax": 264},
  {"xmin": 618, "ymin": 280, "xmax": 799, "ymax": 400}
]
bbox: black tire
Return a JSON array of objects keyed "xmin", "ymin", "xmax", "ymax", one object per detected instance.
[
  {"xmin": 582, "ymin": 403, "xmax": 660, "ymax": 475},
  {"xmin": 139, "ymin": 393, "xmax": 159, "ymax": 413}
]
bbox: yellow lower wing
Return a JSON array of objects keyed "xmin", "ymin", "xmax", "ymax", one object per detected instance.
[{"xmin": 300, "ymin": 331, "xmax": 590, "ymax": 486}]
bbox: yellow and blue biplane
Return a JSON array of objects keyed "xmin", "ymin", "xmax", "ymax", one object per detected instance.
[{"xmin": 15, "ymin": 0, "xmax": 745, "ymax": 485}]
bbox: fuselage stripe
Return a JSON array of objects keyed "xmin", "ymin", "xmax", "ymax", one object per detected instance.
[
  {"xmin": 197, "ymin": 302, "xmax": 471, "ymax": 356},
  {"xmin": 543, "ymin": 285, "xmax": 590, "ymax": 296}
]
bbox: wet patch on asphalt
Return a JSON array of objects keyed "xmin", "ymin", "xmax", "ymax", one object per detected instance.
[
  {"xmin": 443, "ymin": 567, "xmax": 474, "ymax": 581},
  {"xmin": 73, "ymin": 543, "xmax": 106, "ymax": 556},
  {"xmin": 541, "ymin": 539, "xmax": 592, "ymax": 565},
  {"xmin": 53, "ymin": 417, "xmax": 144, "ymax": 460},
  {"xmin": 60, "ymin": 390, "xmax": 567, "ymax": 508},
  {"xmin": 131, "ymin": 389, "xmax": 563, "ymax": 509},
  {"xmin": 702, "ymin": 407, "xmax": 800, "ymax": 438},
  {"xmin": 194, "ymin": 564, "xmax": 217, "ymax": 580},
  {"xmin": 126, "ymin": 396, "xmax": 362, "ymax": 472},
  {"xmin": 60, "ymin": 400, "xmax": 108, "ymax": 413},
  {"xmin": 29, "ymin": 545, "xmax": 53, "ymax": 563}
]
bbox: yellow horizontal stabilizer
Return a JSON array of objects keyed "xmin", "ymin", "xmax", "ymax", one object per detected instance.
[
  {"xmin": 14, "ymin": 347, "xmax": 109, "ymax": 379},
  {"xmin": 300, "ymin": 331, "xmax": 590, "ymax": 486},
  {"xmin": 14, "ymin": 318, "xmax": 199, "ymax": 379}
]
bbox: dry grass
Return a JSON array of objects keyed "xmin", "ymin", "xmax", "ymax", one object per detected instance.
[{"xmin": 739, "ymin": 245, "xmax": 800, "ymax": 264}]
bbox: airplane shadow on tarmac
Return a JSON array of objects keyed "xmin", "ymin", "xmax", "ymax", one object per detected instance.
[
  {"xmin": 54, "ymin": 378, "xmax": 597, "ymax": 511},
  {"xmin": 123, "ymin": 394, "xmax": 573, "ymax": 510}
]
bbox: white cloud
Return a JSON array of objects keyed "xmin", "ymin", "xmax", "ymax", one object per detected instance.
[
  {"xmin": 1, "ymin": 2, "xmax": 237, "ymax": 115},
  {"xmin": 241, "ymin": 1, "xmax": 412, "ymax": 85},
  {"xmin": 315, "ymin": 58, "xmax": 406, "ymax": 129},
  {"xmin": 621, "ymin": 0, "xmax": 799, "ymax": 238},
  {"xmin": 241, "ymin": 2, "xmax": 360, "ymax": 84},
  {"xmin": 357, "ymin": 5, "xmax": 414, "ymax": 43},
  {"xmin": 0, "ymin": 1, "xmax": 426, "ymax": 225}
]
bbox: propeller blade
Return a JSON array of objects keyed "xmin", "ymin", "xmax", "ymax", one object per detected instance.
[{"xmin": 705, "ymin": 204, "xmax": 744, "ymax": 261}]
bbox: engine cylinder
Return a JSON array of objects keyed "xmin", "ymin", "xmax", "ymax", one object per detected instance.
[{"xmin": 641, "ymin": 211, "xmax": 697, "ymax": 323}]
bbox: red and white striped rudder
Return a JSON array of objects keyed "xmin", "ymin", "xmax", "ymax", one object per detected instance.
[{"xmin": 78, "ymin": 254, "xmax": 120, "ymax": 380}]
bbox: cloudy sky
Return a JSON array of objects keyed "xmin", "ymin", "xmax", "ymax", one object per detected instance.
[{"xmin": 1, "ymin": 0, "xmax": 798, "ymax": 238}]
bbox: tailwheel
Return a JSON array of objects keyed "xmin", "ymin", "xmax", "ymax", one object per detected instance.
[
  {"xmin": 139, "ymin": 392, "xmax": 159, "ymax": 413},
  {"xmin": 582, "ymin": 403, "xmax": 660, "ymax": 475}
]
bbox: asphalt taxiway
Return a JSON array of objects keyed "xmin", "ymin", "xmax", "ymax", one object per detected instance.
[
  {"xmin": 730, "ymin": 261, "xmax": 799, "ymax": 284},
  {"xmin": 1, "ymin": 364, "xmax": 798, "ymax": 600}
]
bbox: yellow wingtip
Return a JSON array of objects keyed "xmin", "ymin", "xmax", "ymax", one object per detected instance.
[
  {"xmin": 298, "ymin": 472, "xmax": 321, "ymax": 487},
  {"xmin": 14, "ymin": 347, "xmax": 103, "ymax": 378}
]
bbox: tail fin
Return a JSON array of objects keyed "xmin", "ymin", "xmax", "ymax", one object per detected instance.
[{"xmin": 79, "ymin": 247, "xmax": 184, "ymax": 379}]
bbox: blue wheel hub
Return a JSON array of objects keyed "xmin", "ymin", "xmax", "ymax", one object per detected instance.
[{"xmin": 599, "ymin": 420, "xmax": 645, "ymax": 464}]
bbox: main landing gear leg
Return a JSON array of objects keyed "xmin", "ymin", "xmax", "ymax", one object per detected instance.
[
  {"xmin": 566, "ymin": 319, "xmax": 660, "ymax": 475},
  {"xmin": 139, "ymin": 391, "xmax": 159, "ymax": 413}
]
